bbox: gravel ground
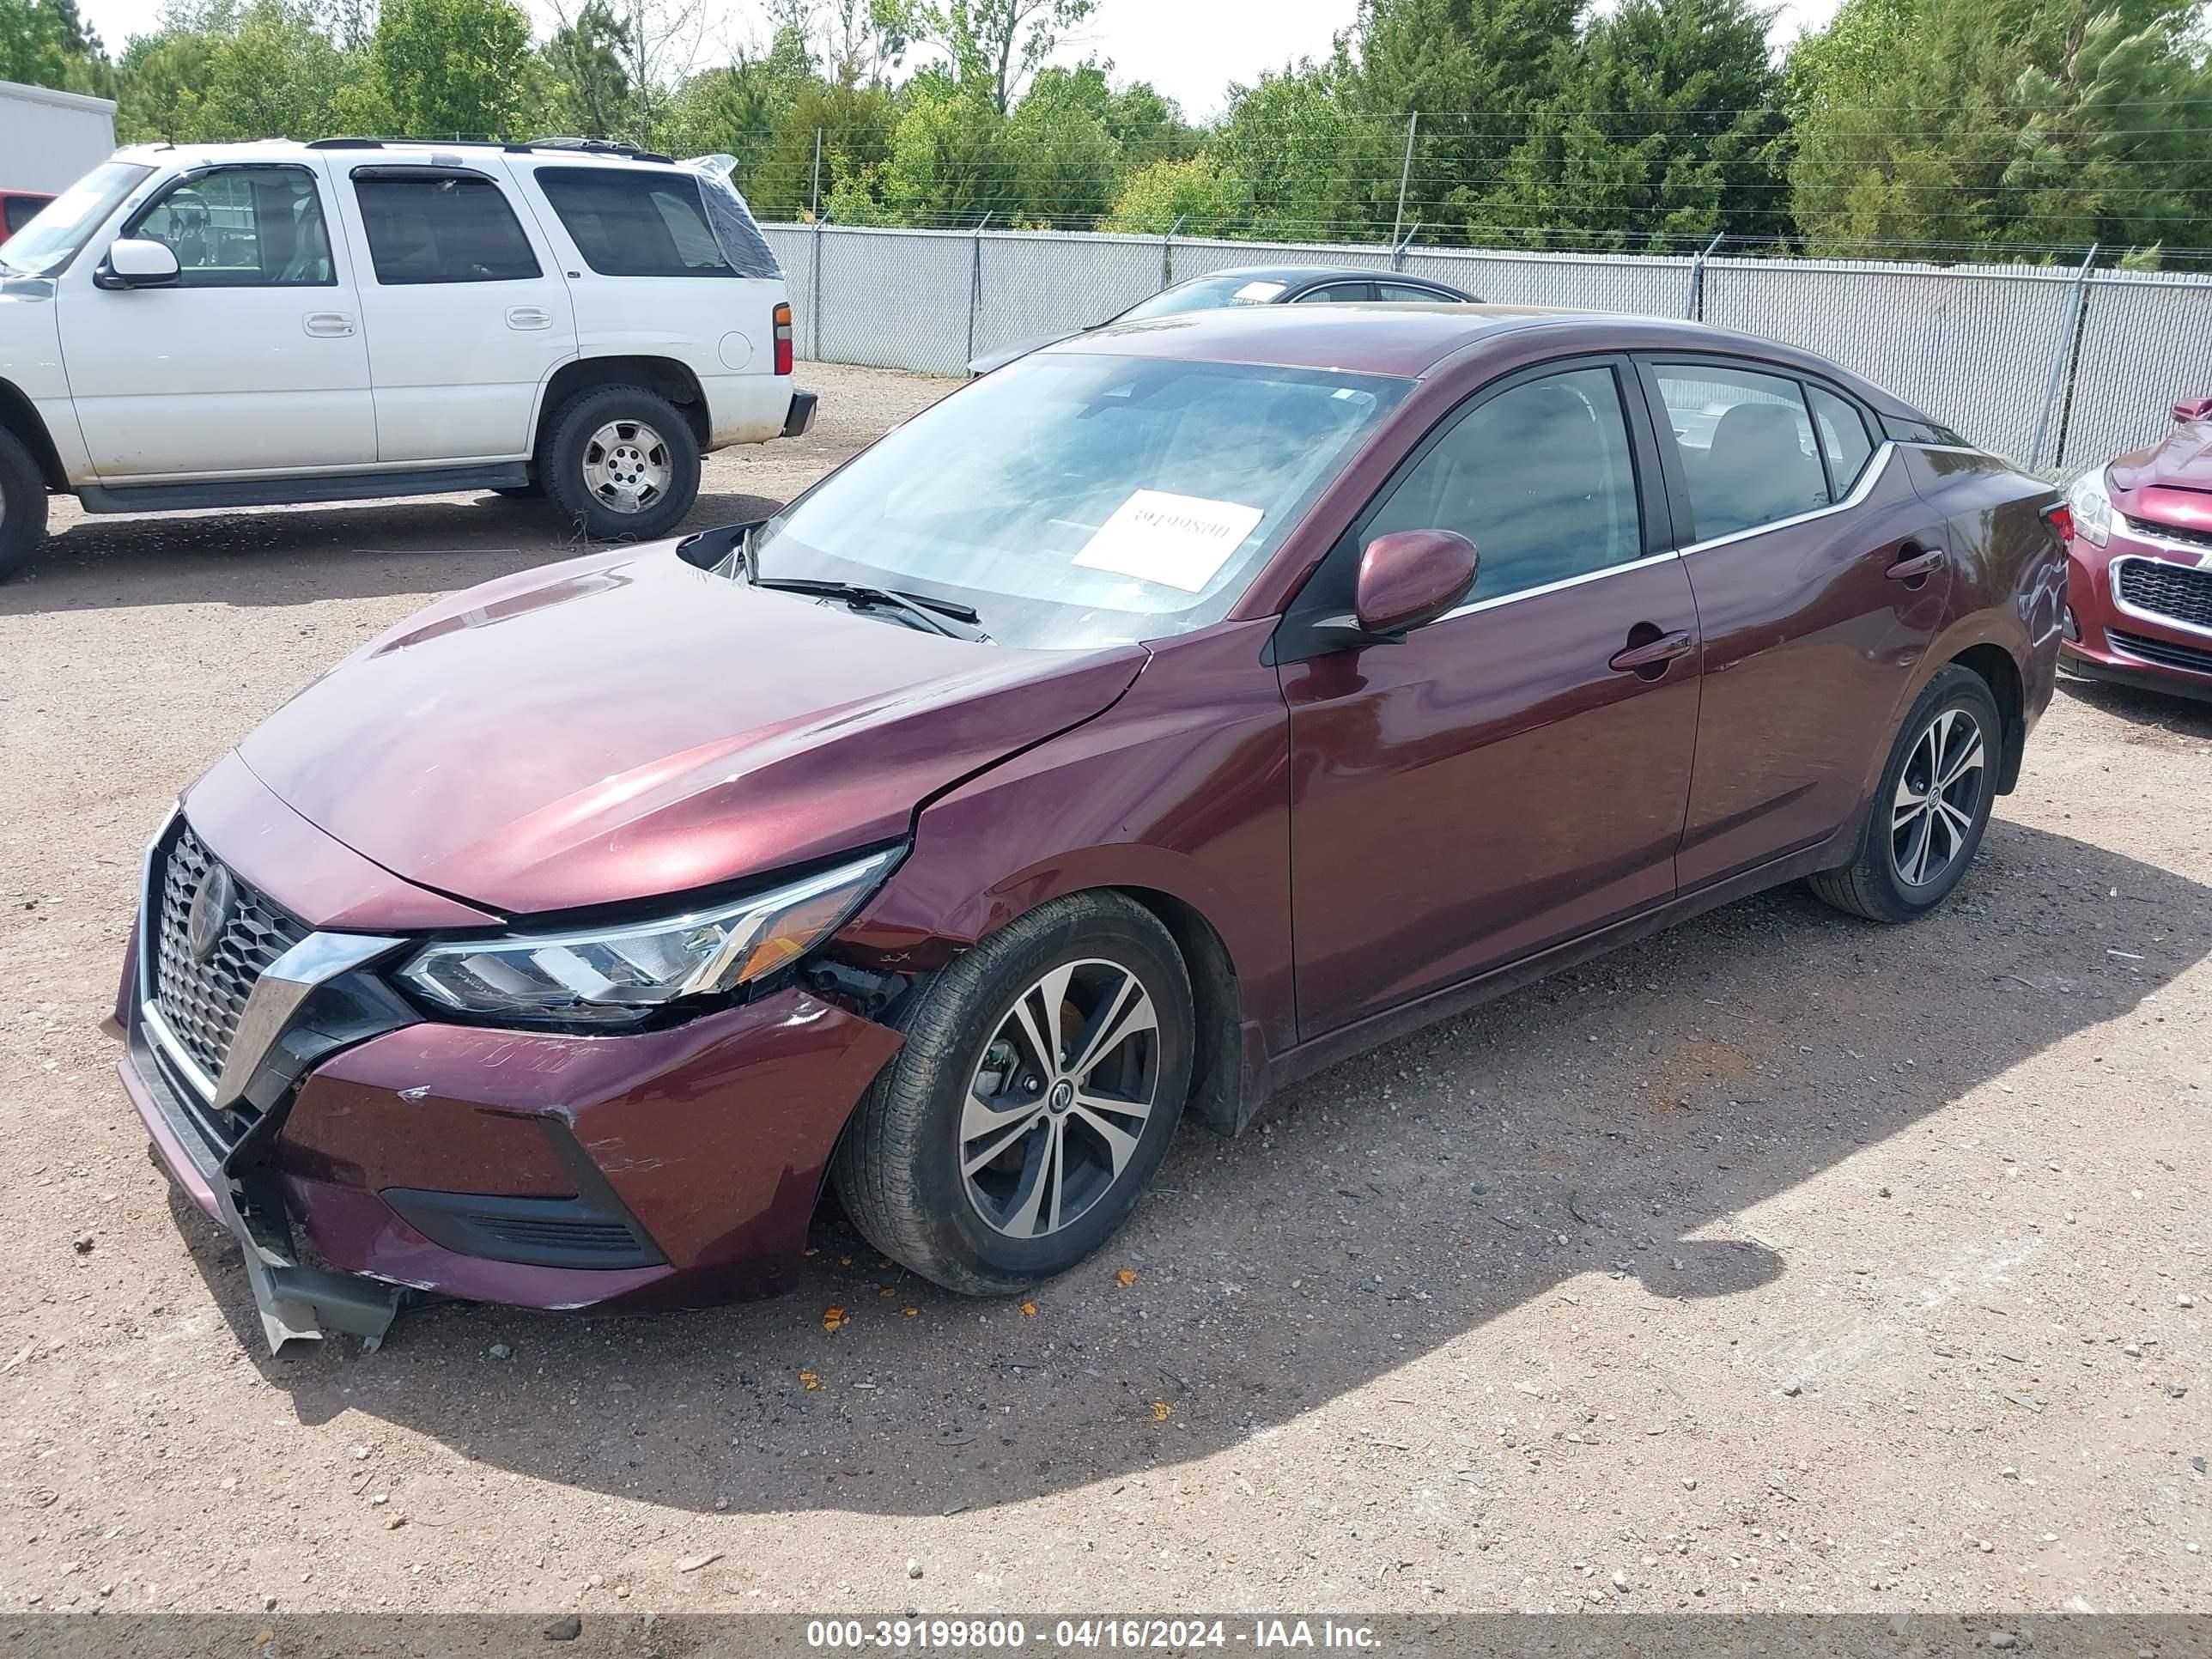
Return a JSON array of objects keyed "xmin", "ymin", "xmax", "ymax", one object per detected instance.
[{"xmin": 0, "ymin": 362, "xmax": 2207, "ymax": 1621}]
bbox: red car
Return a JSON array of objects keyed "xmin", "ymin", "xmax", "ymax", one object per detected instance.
[
  {"xmin": 0, "ymin": 190, "xmax": 52, "ymax": 244},
  {"xmin": 2058, "ymin": 398, "xmax": 2212, "ymax": 700},
  {"xmin": 112, "ymin": 307, "xmax": 2064, "ymax": 1350}
]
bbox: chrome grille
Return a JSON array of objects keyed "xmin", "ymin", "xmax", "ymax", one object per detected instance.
[
  {"xmin": 2126, "ymin": 514, "xmax": 2212, "ymax": 554},
  {"xmin": 152, "ymin": 825, "xmax": 307, "ymax": 1093},
  {"xmin": 2115, "ymin": 557, "xmax": 2212, "ymax": 631}
]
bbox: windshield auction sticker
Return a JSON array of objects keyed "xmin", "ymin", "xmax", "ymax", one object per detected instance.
[{"xmin": 1073, "ymin": 489, "xmax": 1266, "ymax": 592}]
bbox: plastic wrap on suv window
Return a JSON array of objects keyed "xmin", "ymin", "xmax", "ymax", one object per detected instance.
[{"xmin": 681, "ymin": 155, "xmax": 783, "ymax": 280}]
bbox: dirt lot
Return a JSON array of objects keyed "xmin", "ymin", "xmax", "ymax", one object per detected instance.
[{"xmin": 1, "ymin": 361, "xmax": 2207, "ymax": 1621}]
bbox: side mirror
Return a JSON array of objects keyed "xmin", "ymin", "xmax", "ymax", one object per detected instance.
[
  {"xmin": 94, "ymin": 238, "xmax": 180, "ymax": 290},
  {"xmin": 2173, "ymin": 397, "xmax": 2212, "ymax": 424},
  {"xmin": 1351, "ymin": 528, "xmax": 1480, "ymax": 640}
]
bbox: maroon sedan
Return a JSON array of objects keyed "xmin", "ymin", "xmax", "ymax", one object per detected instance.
[
  {"xmin": 113, "ymin": 307, "xmax": 2064, "ymax": 1350},
  {"xmin": 2057, "ymin": 397, "xmax": 2212, "ymax": 700}
]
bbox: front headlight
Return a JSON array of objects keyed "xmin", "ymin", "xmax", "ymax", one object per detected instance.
[
  {"xmin": 2065, "ymin": 466, "xmax": 2113, "ymax": 546},
  {"xmin": 396, "ymin": 849, "xmax": 899, "ymax": 1028}
]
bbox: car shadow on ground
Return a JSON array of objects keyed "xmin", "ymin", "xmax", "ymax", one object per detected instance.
[
  {"xmin": 2057, "ymin": 671, "xmax": 2212, "ymax": 737},
  {"xmin": 167, "ymin": 817, "xmax": 2206, "ymax": 1518},
  {"xmin": 0, "ymin": 490, "xmax": 781, "ymax": 615}
]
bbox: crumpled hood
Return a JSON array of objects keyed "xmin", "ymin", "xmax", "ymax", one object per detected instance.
[
  {"xmin": 2111, "ymin": 410, "xmax": 2212, "ymax": 495},
  {"xmin": 235, "ymin": 547, "xmax": 1145, "ymax": 915}
]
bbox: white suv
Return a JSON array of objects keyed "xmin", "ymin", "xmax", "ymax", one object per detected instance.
[{"xmin": 0, "ymin": 137, "xmax": 811, "ymax": 578}]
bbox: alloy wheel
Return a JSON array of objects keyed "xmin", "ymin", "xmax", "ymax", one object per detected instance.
[
  {"xmin": 580, "ymin": 419, "xmax": 672, "ymax": 515},
  {"xmin": 1890, "ymin": 705, "xmax": 1986, "ymax": 887},
  {"xmin": 960, "ymin": 958, "xmax": 1161, "ymax": 1240}
]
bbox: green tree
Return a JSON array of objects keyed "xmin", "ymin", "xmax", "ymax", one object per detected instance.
[
  {"xmin": 540, "ymin": 0, "xmax": 633, "ymax": 138},
  {"xmin": 875, "ymin": 70, "xmax": 1006, "ymax": 219},
  {"xmin": 115, "ymin": 1, "xmax": 358, "ymax": 143},
  {"xmin": 1002, "ymin": 64, "xmax": 1121, "ymax": 223},
  {"xmin": 1213, "ymin": 64, "xmax": 1372, "ymax": 239},
  {"xmin": 371, "ymin": 0, "xmax": 534, "ymax": 140},
  {"xmin": 1787, "ymin": 0, "xmax": 2212, "ymax": 255},
  {"xmin": 891, "ymin": 0, "xmax": 1096, "ymax": 114},
  {"xmin": 0, "ymin": 0, "xmax": 106, "ymax": 91},
  {"xmin": 1103, "ymin": 152, "xmax": 1249, "ymax": 234},
  {"xmin": 1487, "ymin": 0, "xmax": 1791, "ymax": 249}
]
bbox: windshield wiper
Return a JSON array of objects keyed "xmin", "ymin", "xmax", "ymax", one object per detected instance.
[{"xmin": 720, "ymin": 526, "xmax": 988, "ymax": 639}]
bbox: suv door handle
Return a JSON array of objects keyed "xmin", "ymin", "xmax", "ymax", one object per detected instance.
[
  {"xmin": 506, "ymin": 307, "xmax": 553, "ymax": 331},
  {"xmin": 302, "ymin": 311, "xmax": 356, "ymax": 337},
  {"xmin": 1609, "ymin": 628, "xmax": 1694, "ymax": 677},
  {"xmin": 1887, "ymin": 544, "xmax": 1948, "ymax": 582}
]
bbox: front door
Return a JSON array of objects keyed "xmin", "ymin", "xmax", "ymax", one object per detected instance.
[
  {"xmin": 331, "ymin": 161, "xmax": 578, "ymax": 464},
  {"xmin": 59, "ymin": 161, "xmax": 376, "ymax": 479},
  {"xmin": 1280, "ymin": 359, "xmax": 1703, "ymax": 1037}
]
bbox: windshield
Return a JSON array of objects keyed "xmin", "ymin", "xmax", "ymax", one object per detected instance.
[
  {"xmin": 750, "ymin": 352, "xmax": 1407, "ymax": 649},
  {"xmin": 0, "ymin": 161, "xmax": 153, "ymax": 278},
  {"xmin": 1117, "ymin": 274, "xmax": 1296, "ymax": 321}
]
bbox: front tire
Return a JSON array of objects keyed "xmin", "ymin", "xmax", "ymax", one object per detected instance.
[
  {"xmin": 833, "ymin": 892, "xmax": 1194, "ymax": 1295},
  {"xmin": 540, "ymin": 385, "xmax": 700, "ymax": 542},
  {"xmin": 0, "ymin": 427, "xmax": 50, "ymax": 583},
  {"xmin": 1808, "ymin": 665, "xmax": 2001, "ymax": 922}
]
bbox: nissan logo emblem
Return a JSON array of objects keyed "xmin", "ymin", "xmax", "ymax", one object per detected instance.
[{"xmin": 186, "ymin": 864, "xmax": 236, "ymax": 963}]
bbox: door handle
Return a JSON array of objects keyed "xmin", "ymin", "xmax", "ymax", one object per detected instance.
[
  {"xmin": 506, "ymin": 307, "xmax": 553, "ymax": 331},
  {"xmin": 1887, "ymin": 544, "xmax": 1948, "ymax": 583},
  {"xmin": 302, "ymin": 312, "xmax": 356, "ymax": 337},
  {"xmin": 1609, "ymin": 627, "xmax": 1694, "ymax": 677}
]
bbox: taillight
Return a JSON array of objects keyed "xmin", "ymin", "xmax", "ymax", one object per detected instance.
[
  {"xmin": 773, "ymin": 301, "xmax": 793, "ymax": 376},
  {"xmin": 2041, "ymin": 501, "xmax": 2075, "ymax": 544}
]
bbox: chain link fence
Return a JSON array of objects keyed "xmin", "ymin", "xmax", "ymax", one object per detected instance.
[{"xmin": 757, "ymin": 222, "xmax": 2212, "ymax": 473}]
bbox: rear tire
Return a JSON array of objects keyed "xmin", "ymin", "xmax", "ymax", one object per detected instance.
[
  {"xmin": 1808, "ymin": 665, "xmax": 2001, "ymax": 923},
  {"xmin": 540, "ymin": 385, "xmax": 699, "ymax": 543},
  {"xmin": 833, "ymin": 892, "xmax": 1194, "ymax": 1295},
  {"xmin": 0, "ymin": 427, "xmax": 49, "ymax": 583}
]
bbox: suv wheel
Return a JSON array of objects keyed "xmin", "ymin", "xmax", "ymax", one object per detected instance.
[
  {"xmin": 541, "ymin": 386, "xmax": 700, "ymax": 542},
  {"xmin": 1808, "ymin": 665, "xmax": 2001, "ymax": 922},
  {"xmin": 0, "ymin": 426, "xmax": 50, "ymax": 583},
  {"xmin": 833, "ymin": 892, "xmax": 1194, "ymax": 1295}
]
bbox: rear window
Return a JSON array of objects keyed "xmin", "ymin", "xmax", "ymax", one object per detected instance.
[
  {"xmin": 353, "ymin": 171, "xmax": 541, "ymax": 285},
  {"xmin": 535, "ymin": 166, "xmax": 778, "ymax": 279}
]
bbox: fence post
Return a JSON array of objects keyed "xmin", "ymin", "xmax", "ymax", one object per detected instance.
[
  {"xmin": 1161, "ymin": 213, "xmax": 1185, "ymax": 290},
  {"xmin": 1686, "ymin": 233, "xmax": 1724, "ymax": 321},
  {"xmin": 965, "ymin": 212, "xmax": 993, "ymax": 371},
  {"xmin": 810, "ymin": 126, "xmax": 823, "ymax": 220},
  {"xmin": 1390, "ymin": 114, "xmax": 1419, "ymax": 250},
  {"xmin": 1392, "ymin": 222, "xmax": 1422, "ymax": 273},
  {"xmin": 2031, "ymin": 244, "xmax": 2099, "ymax": 472},
  {"xmin": 810, "ymin": 218, "xmax": 825, "ymax": 362}
]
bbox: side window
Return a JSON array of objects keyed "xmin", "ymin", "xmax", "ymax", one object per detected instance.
[
  {"xmin": 353, "ymin": 173, "xmax": 542, "ymax": 285},
  {"xmin": 1377, "ymin": 282, "xmax": 1446, "ymax": 302},
  {"xmin": 4, "ymin": 195, "xmax": 46, "ymax": 235},
  {"xmin": 1650, "ymin": 363, "xmax": 1828, "ymax": 542},
  {"xmin": 127, "ymin": 167, "xmax": 332, "ymax": 287},
  {"xmin": 1291, "ymin": 283, "xmax": 1373, "ymax": 304},
  {"xmin": 1366, "ymin": 365, "xmax": 1644, "ymax": 604},
  {"xmin": 1808, "ymin": 385, "xmax": 1877, "ymax": 496},
  {"xmin": 535, "ymin": 167, "xmax": 737, "ymax": 277}
]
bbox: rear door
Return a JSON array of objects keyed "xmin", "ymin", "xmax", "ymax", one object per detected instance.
[
  {"xmin": 330, "ymin": 161, "xmax": 577, "ymax": 463},
  {"xmin": 58, "ymin": 161, "xmax": 376, "ymax": 478},
  {"xmin": 1639, "ymin": 358, "xmax": 1954, "ymax": 887}
]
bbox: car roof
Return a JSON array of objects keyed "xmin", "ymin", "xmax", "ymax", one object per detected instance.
[
  {"xmin": 1048, "ymin": 302, "xmax": 1924, "ymax": 416},
  {"xmin": 112, "ymin": 137, "xmax": 689, "ymax": 173},
  {"xmin": 1173, "ymin": 264, "xmax": 1455, "ymax": 290}
]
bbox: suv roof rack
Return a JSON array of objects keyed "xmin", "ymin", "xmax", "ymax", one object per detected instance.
[{"xmin": 304, "ymin": 136, "xmax": 678, "ymax": 164}]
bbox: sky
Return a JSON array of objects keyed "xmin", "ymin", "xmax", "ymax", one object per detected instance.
[{"xmin": 76, "ymin": 0, "xmax": 1847, "ymax": 124}]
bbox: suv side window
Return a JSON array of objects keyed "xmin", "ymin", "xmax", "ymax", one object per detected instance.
[
  {"xmin": 1650, "ymin": 363, "xmax": 1829, "ymax": 542},
  {"xmin": 535, "ymin": 168, "xmax": 738, "ymax": 277},
  {"xmin": 353, "ymin": 171, "xmax": 542, "ymax": 285},
  {"xmin": 1365, "ymin": 364, "xmax": 1644, "ymax": 604},
  {"xmin": 126, "ymin": 166, "xmax": 333, "ymax": 287}
]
